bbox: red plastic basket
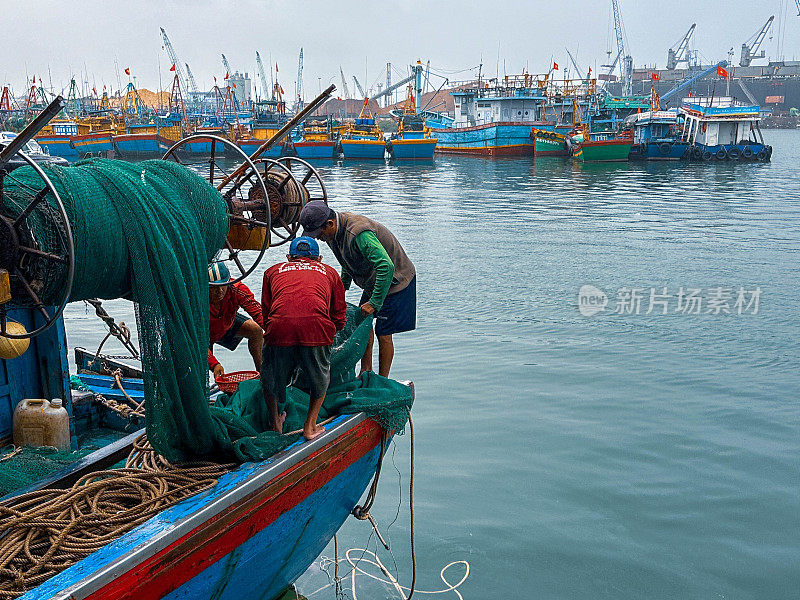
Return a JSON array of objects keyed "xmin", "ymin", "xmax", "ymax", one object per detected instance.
[{"xmin": 215, "ymin": 370, "xmax": 259, "ymax": 394}]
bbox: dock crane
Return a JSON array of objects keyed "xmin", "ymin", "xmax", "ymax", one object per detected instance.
[
  {"xmin": 611, "ymin": 0, "xmax": 632, "ymax": 95},
  {"xmin": 339, "ymin": 67, "xmax": 351, "ymax": 100},
  {"xmin": 256, "ymin": 51, "xmax": 269, "ymax": 101},
  {"xmin": 352, "ymin": 75, "xmax": 366, "ymax": 98},
  {"xmin": 222, "ymin": 54, "xmax": 232, "ymax": 78},
  {"xmin": 565, "ymin": 48, "xmax": 584, "ymax": 77},
  {"xmin": 740, "ymin": 16, "xmax": 774, "ymax": 67},
  {"xmin": 159, "ymin": 28, "xmax": 190, "ymax": 102},
  {"xmin": 184, "ymin": 63, "xmax": 199, "ymax": 97},
  {"xmin": 295, "ymin": 47, "xmax": 304, "ymax": 109},
  {"xmin": 667, "ymin": 23, "xmax": 696, "ymax": 70}
]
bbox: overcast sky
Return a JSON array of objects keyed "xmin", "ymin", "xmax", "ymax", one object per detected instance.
[{"xmin": 3, "ymin": 0, "xmax": 798, "ymax": 98}]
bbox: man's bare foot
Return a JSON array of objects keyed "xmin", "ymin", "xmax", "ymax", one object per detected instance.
[
  {"xmin": 303, "ymin": 423, "xmax": 324, "ymax": 441},
  {"xmin": 272, "ymin": 411, "xmax": 287, "ymax": 434}
]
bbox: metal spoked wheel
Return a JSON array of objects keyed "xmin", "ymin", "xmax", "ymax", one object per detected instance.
[
  {"xmin": 162, "ymin": 134, "xmax": 271, "ymax": 286},
  {"xmin": 0, "ymin": 152, "xmax": 75, "ymax": 339}
]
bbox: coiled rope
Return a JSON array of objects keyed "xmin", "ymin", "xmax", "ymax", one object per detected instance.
[{"xmin": 0, "ymin": 435, "xmax": 233, "ymax": 599}]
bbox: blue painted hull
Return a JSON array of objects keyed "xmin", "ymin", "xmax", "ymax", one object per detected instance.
[
  {"xmin": 113, "ymin": 134, "xmax": 169, "ymax": 155},
  {"xmin": 341, "ymin": 139, "xmax": 386, "ymax": 159},
  {"xmin": 24, "ymin": 414, "xmax": 388, "ymax": 600},
  {"xmin": 237, "ymin": 141, "xmax": 284, "ymax": 157},
  {"xmin": 687, "ymin": 143, "xmax": 772, "ymax": 162},
  {"xmin": 294, "ymin": 141, "xmax": 336, "ymax": 159},
  {"xmin": 429, "ymin": 122, "xmax": 534, "ymax": 156},
  {"xmin": 629, "ymin": 141, "xmax": 690, "ymax": 161},
  {"xmin": 36, "ymin": 136, "xmax": 80, "ymax": 159},
  {"xmin": 390, "ymin": 139, "xmax": 437, "ymax": 159}
]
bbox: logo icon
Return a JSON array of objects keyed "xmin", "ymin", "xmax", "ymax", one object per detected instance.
[{"xmin": 578, "ymin": 285, "xmax": 608, "ymax": 316}]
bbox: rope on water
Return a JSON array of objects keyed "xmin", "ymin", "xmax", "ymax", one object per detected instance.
[
  {"xmin": 0, "ymin": 435, "xmax": 234, "ymax": 599},
  {"xmin": 308, "ymin": 416, "xmax": 470, "ymax": 600}
]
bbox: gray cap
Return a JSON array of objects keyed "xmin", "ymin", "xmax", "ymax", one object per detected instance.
[{"xmin": 300, "ymin": 200, "xmax": 334, "ymax": 238}]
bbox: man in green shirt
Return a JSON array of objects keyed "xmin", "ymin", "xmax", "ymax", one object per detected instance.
[{"xmin": 299, "ymin": 201, "xmax": 416, "ymax": 377}]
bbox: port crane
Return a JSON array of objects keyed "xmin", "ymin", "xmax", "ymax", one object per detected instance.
[
  {"xmin": 296, "ymin": 48, "xmax": 304, "ymax": 109},
  {"xmin": 565, "ymin": 48, "xmax": 584, "ymax": 77},
  {"xmin": 339, "ymin": 67, "xmax": 351, "ymax": 99},
  {"xmin": 222, "ymin": 54, "xmax": 232, "ymax": 79},
  {"xmin": 667, "ymin": 23, "xmax": 696, "ymax": 70},
  {"xmin": 159, "ymin": 28, "xmax": 190, "ymax": 102},
  {"xmin": 352, "ymin": 75, "xmax": 366, "ymax": 98},
  {"xmin": 740, "ymin": 16, "xmax": 774, "ymax": 66},
  {"xmin": 184, "ymin": 63, "xmax": 199, "ymax": 97},
  {"xmin": 256, "ymin": 51, "xmax": 269, "ymax": 100},
  {"xmin": 370, "ymin": 70, "xmax": 414, "ymax": 102}
]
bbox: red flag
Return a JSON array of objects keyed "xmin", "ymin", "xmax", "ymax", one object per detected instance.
[
  {"xmin": 275, "ymin": 63, "xmax": 279, "ymax": 72},
  {"xmin": 279, "ymin": 85, "xmax": 284, "ymax": 94},
  {"xmin": 224, "ymin": 72, "xmax": 229, "ymax": 80},
  {"xmin": 232, "ymin": 82, "xmax": 237, "ymax": 88},
  {"xmin": 717, "ymin": 65, "xmax": 729, "ymax": 77},
  {"xmin": 651, "ymin": 72, "xmax": 660, "ymax": 81},
  {"xmin": 170, "ymin": 63, "xmax": 176, "ymax": 72},
  {"xmin": 588, "ymin": 67, "xmax": 592, "ymax": 75},
  {"xmin": 214, "ymin": 76, "xmax": 217, "ymax": 83},
  {"xmin": 32, "ymin": 75, "xmax": 36, "ymax": 84},
  {"xmin": 553, "ymin": 62, "xmax": 559, "ymax": 70},
  {"xmin": 92, "ymin": 87, "xmax": 97, "ymax": 95},
  {"xmin": 125, "ymin": 68, "xmax": 130, "ymax": 75}
]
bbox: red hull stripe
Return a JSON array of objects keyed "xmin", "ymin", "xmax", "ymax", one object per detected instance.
[
  {"xmin": 435, "ymin": 144, "xmax": 532, "ymax": 156},
  {"xmin": 81, "ymin": 419, "xmax": 382, "ymax": 600}
]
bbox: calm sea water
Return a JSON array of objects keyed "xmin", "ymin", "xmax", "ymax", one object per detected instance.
[{"xmin": 64, "ymin": 130, "xmax": 800, "ymax": 599}]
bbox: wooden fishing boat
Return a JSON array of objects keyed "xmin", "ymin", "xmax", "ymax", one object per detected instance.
[
  {"xmin": 293, "ymin": 118, "xmax": 337, "ymax": 159},
  {"xmin": 340, "ymin": 99, "xmax": 386, "ymax": 159},
  {"xmin": 572, "ymin": 129, "xmax": 633, "ymax": 162},
  {"xmin": 1, "ymin": 299, "xmax": 409, "ymax": 600}
]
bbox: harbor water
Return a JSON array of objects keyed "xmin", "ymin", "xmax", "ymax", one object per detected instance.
[{"xmin": 63, "ymin": 130, "xmax": 800, "ymax": 599}]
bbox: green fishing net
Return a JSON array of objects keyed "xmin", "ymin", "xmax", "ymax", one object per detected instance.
[{"xmin": 3, "ymin": 160, "xmax": 412, "ymax": 464}]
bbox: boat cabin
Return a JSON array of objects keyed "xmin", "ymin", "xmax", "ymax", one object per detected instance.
[
  {"xmin": 679, "ymin": 97, "xmax": 766, "ymax": 149},
  {"xmin": 451, "ymin": 80, "xmax": 545, "ymax": 127}
]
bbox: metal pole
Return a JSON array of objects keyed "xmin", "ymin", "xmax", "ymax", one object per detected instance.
[{"xmin": 0, "ymin": 96, "xmax": 65, "ymax": 169}]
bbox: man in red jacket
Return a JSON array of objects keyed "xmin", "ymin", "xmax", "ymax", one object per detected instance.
[
  {"xmin": 261, "ymin": 236, "xmax": 347, "ymax": 440},
  {"xmin": 208, "ymin": 262, "xmax": 264, "ymax": 378}
]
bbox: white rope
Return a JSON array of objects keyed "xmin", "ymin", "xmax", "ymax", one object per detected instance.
[{"xmin": 306, "ymin": 550, "xmax": 470, "ymax": 600}]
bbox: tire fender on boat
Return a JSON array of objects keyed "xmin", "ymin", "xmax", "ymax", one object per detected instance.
[
  {"xmin": 756, "ymin": 148, "xmax": 768, "ymax": 161},
  {"xmin": 659, "ymin": 142, "xmax": 672, "ymax": 156},
  {"xmin": 691, "ymin": 146, "xmax": 703, "ymax": 160},
  {"xmin": 702, "ymin": 150, "xmax": 714, "ymax": 161},
  {"xmin": 715, "ymin": 148, "xmax": 728, "ymax": 160},
  {"xmin": 727, "ymin": 147, "xmax": 741, "ymax": 161},
  {"xmin": 742, "ymin": 146, "xmax": 754, "ymax": 159}
]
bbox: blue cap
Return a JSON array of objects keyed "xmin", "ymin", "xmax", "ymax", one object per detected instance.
[
  {"xmin": 289, "ymin": 236, "xmax": 320, "ymax": 258},
  {"xmin": 208, "ymin": 261, "xmax": 231, "ymax": 284}
]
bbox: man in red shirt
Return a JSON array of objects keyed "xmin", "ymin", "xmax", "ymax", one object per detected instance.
[
  {"xmin": 208, "ymin": 262, "xmax": 264, "ymax": 378},
  {"xmin": 261, "ymin": 236, "xmax": 347, "ymax": 440}
]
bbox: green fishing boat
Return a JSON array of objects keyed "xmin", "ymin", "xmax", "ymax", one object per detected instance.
[{"xmin": 572, "ymin": 130, "xmax": 632, "ymax": 162}]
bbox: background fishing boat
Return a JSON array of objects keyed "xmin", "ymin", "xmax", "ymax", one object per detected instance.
[
  {"xmin": 430, "ymin": 73, "xmax": 545, "ymax": 156},
  {"xmin": 340, "ymin": 98, "xmax": 386, "ymax": 159},
  {"xmin": 292, "ymin": 117, "xmax": 337, "ymax": 159},
  {"xmin": 388, "ymin": 85, "xmax": 437, "ymax": 160},
  {"xmin": 679, "ymin": 97, "xmax": 772, "ymax": 161}
]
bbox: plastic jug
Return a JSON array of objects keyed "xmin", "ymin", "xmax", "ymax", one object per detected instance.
[{"xmin": 12, "ymin": 398, "xmax": 70, "ymax": 451}]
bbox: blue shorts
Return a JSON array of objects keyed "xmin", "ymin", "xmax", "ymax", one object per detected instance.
[{"xmin": 361, "ymin": 276, "xmax": 417, "ymax": 336}]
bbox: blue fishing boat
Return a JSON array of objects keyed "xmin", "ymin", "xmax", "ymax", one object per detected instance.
[
  {"xmin": 627, "ymin": 109, "xmax": 690, "ymax": 160},
  {"xmin": 35, "ymin": 121, "xmax": 80, "ymax": 159},
  {"xmin": 429, "ymin": 73, "xmax": 546, "ymax": 156},
  {"xmin": 0, "ymin": 116, "xmax": 413, "ymax": 600},
  {"xmin": 679, "ymin": 97, "xmax": 772, "ymax": 161},
  {"xmin": 340, "ymin": 99, "xmax": 386, "ymax": 160},
  {"xmin": 292, "ymin": 117, "xmax": 337, "ymax": 159},
  {"xmin": 388, "ymin": 85, "xmax": 437, "ymax": 160}
]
